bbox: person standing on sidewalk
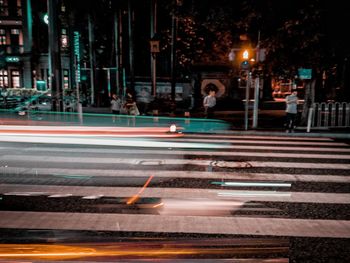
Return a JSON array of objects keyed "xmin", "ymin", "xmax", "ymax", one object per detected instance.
[
  {"xmin": 110, "ymin": 94, "xmax": 122, "ymax": 123},
  {"xmin": 203, "ymin": 90, "xmax": 216, "ymax": 118},
  {"xmin": 285, "ymin": 90, "xmax": 298, "ymax": 132},
  {"xmin": 110, "ymin": 94, "xmax": 121, "ymax": 114}
]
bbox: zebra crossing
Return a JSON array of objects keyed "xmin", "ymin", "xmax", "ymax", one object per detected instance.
[{"xmin": 0, "ymin": 133, "xmax": 349, "ymax": 239}]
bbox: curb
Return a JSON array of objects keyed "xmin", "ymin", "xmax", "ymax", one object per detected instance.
[{"xmin": 212, "ymin": 131, "xmax": 350, "ymax": 139}]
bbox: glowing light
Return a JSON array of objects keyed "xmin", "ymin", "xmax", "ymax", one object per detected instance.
[
  {"xmin": 43, "ymin": 14, "xmax": 49, "ymax": 25},
  {"xmin": 169, "ymin": 124, "xmax": 177, "ymax": 133},
  {"xmin": 127, "ymin": 175, "xmax": 154, "ymax": 205},
  {"xmin": 243, "ymin": 50, "xmax": 249, "ymax": 59},
  {"xmin": 152, "ymin": 202, "xmax": 164, "ymax": 208}
]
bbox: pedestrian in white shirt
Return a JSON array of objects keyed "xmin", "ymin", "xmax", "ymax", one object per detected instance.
[
  {"xmin": 203, "ymin": 90, "xmax": 216, "ymax": 118},
  {"xmin": 285, "ymin": 90, "xmax": 298, "ymax": 132}
]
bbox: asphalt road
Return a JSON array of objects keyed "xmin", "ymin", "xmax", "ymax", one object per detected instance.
[{"xmin": 0, "ymin": 130, "xmax": 349, "ymax": 262}]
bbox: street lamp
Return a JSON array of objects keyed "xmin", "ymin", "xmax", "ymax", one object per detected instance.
[
  {"xmin": 241, "ymin": 49, "xmax": 251, "ymax": 131},
  {"xmin": 150, "ymin": 34, "xmax": 160, "ymax": 97}
]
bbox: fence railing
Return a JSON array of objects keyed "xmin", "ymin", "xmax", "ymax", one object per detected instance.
[{"xmin": 307, "ymin": 102, "xmax": 350, "ymax": 132}]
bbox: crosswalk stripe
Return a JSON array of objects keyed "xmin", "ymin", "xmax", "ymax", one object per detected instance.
[
  {"xmin": 167, "ymin": 138, "xmax": 348, "ymax": 146},
  {"xmin": 2, "ymin": 167, "xmax": 349, "ymax": 183},
  {"xmin": 3, "ymin": 155, "xmax": 350, "ymax": 170},
  {"xmin": 186, "ymin": 134, "xmax": 335, "ymax": 141},
  {"xmin": 1, "ymin": 184, "xmax": 350, "ymax": 204},
  {"xmin": 10, "ymin": 147, "xmax": 350, "ymax": 160},
  {"xmin": 0, "ymin": 211, "xmax": 349, "ymax": 238},
  {"xmin": 0, "ymin": 133, "xmax": 349, "ymax": 239}
]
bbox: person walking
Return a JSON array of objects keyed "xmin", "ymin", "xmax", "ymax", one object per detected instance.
[
  {"xmin": 110, "ymin": 94, "xmax": 121, "ymax": 115},
  {"xmin": 124, "ymin": 92, "xmax": 139, "ymax": 126},
  {"xmin": 285, "ymin": 90, "xmax": 298, "ymax": 132},
  {"xmin": 203, "ymin": 90, "xmax": 216, "ymax": 118}
]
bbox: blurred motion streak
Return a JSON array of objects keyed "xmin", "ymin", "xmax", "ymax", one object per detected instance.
[
  {"xmin": 217, "ymin": 191, "xmax": 291, "ymax": 197},
  {"xmin": 127, "ymin": 175, "xmax": 154, "ymax": 205},
  {"xmin": 0, "ymin": 125, "xmax": 184, "ymax": 138},
  {"xmin": 211, "ymin": 181, "xmax": 291, "ymax": 188},
  {"xmin": 0, "ymin": 242, "xmax": 288, "ymax": 260}
]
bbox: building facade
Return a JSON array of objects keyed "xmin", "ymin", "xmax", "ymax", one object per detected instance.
[
  {"xmin": 0, "ymin": 0, "xmax": 32, "ymax": 89},
  {"xmin": 0, "ymin": 0, "xmax": 71, "ymax": 93}
]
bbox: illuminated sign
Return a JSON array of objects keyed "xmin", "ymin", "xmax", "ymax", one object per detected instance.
[
  {"xmin": 298, "ymin": 68, "xmax": 312, "ymax": 80},
  {"xmin": 43, "ymin": 14, "xmax": 49, "ymax": 25},
  {"xmin": 5, "ymin": 56, "xmax": 20, "ymax": 62},
  {"xmin": 74, "ymin": 31, "xmax": 81, "ymax": 83}
]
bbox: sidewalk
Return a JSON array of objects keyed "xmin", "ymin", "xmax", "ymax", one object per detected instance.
[{"xmin": 81, "ymin": 105, "xmax": 350, "ymax": 139}]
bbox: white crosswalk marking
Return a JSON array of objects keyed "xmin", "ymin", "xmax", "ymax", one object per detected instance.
[{"xmin": 0, "ymin": 133, "xmax": 349, "ymax": 239}]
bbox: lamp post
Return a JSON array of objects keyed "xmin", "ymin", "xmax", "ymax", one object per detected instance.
[
  {"xmin": 150, "ymin": 35, "xmax": 160, "ymax": 97},
  {"xmin": 241, "ymin": 49, "xmax": 250, "ymax": 130}
]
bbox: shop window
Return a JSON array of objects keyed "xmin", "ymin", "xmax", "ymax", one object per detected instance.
[
  {"xmin": 11, "ymin": 70, "xmax": 20, "ymax": 88},
  {"xmin": 0, "ymin": 29, "xmax": 6, "ymax": 45},
  {"xmin": 0, "ymin": 70, "xmax": 8, "ymax": 88}
]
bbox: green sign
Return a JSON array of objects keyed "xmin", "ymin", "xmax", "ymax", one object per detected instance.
[
  {"xmin": 5, "ymin": 56, "xmax": 20, "ymax": 63},
  {"xmin": 74, "ymin": 31, "xmax": 81, "ymax": 83},
  {"xmin": 298, "ymin": 68, "xmax": 312, "ymax": 80},
  {"xmin": 36, "ymin": 80, "xmax": 47, "ymax": 91}
]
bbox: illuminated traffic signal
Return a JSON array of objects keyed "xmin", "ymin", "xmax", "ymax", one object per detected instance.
[{"xmin": 243, "ymin": 50, "xmax": 249, "ymax": 60}]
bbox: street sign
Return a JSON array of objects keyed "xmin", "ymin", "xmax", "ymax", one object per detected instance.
[
  {"xmin": 74, "ymin": 31, "xmax": 81, "ymax": 83},
  {"xmin": 298, "ymin": 68, "xmax": 312, "ymax": 80}
]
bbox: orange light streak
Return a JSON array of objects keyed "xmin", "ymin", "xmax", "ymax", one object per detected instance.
[{"xmin": 127, "ymin": 175, "xmax": 154, "ymax": 205}]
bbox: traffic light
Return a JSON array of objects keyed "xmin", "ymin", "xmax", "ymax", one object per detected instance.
[
  {"xmin": 240, "ymin": 60, "xmax": 250, "ymax": 70},
  {"xmin": 240, "ymin": 49, "xmax": 250, "ymax": 70}
]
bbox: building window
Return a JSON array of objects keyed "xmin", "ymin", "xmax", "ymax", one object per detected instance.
[
  {"xmin": 0, "ymin": 0, "xmax": 8, "ymax": 16},
  {"xmin": 11, "ymin": 29, "xmax": 20, "ymax": 35},
  {"xmin": 11, "ymin": 70, "xmax": 20, "ymax": 88},
  {"xmin": 0, "ymin": 29, "xmax": 6, "ymax": 45},
  {"xmin": 0, "ymin": 70, "xmax": 9, "ymax": 88},
  {"xmin": 63, "ymin": 69, "xmax": 69, "ymax": 89},
  {"xmin": 61, "ymin": 28, "xmax": 68, "ymax": 48},
  {"xmin": 10, "ymin": 28, "xmax": 20, "ymax": 48}
]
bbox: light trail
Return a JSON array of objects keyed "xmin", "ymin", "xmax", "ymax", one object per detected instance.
[
  {"xmin": 0, "ymin": 135, "xmax": 227, "ymax": 149},
  {"xmin": 212, "ymin": 182, "xmax": 292, "ymax": 188},
  {"xmin": 0, "ymin": 242, "xmax": 288, "ymax": 260},
  {"xmin": 0, "ymin": 125, "xmax": 184, "ymax": 138},
  {"xmin": 127, "ymin": 175, "xmax": 154, "ymax": 205}
]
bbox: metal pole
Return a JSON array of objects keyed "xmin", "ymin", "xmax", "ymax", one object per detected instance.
[
  {"xmin": 170, "ymin": 3, "xmax": 177, "ymax": 101},
  {"xmin": 114, "ymin": 11, "xmax": 120, "ymax": 97},
  {"xmin": 107, "ymin": 68, "xmax": 111, "ymax": 97},
  {"xmin": 74, "ymin": 51, "xmax": 83, "ymax": 124},
  {"xmin": 88, "ymin": 14, "xmax": 95, "ymax": 105},
  {"xmin": 244, "ymin": 71, "xmax": 250, "ymax": 130},
  {"xmin": 128, "ymin": 0, "xmax": 135, "ymax": 92},
  {"xmin": 47, "ymin": 0, "xmax": 63, "ymax": 112},
  {"xmin": 150, "ymin": 0, "xmax": 157, "ymax": 97},
  {"xmin": 151, "ymin": 56, "xmax": 157, "ymax": 97},
  {"xmin": 252, "ymin": 76, "xmax": 259, "ymax": 128},
  {"xmin": 307, "ymin": 107, "xmax": 313, "ymax": 132}
]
